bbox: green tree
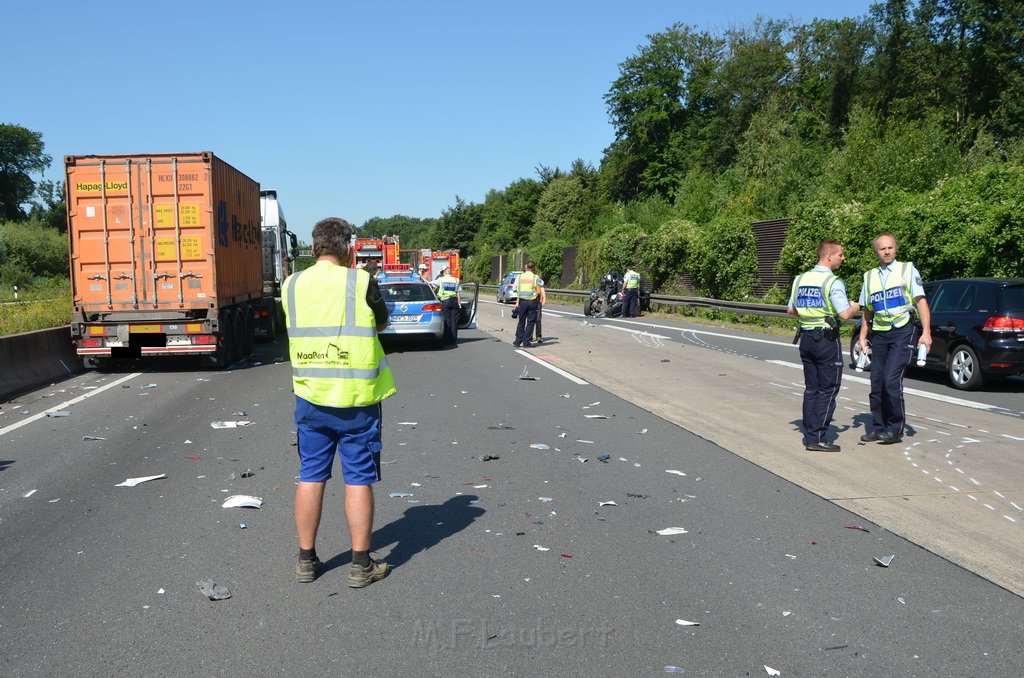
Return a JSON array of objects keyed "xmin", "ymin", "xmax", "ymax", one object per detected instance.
[
  {"xmin": 430, "ymin": 197, "xmax": 482, "ymax": 254},
  {"xmin": 0, "ymin": 124, "xmax": 52, "ymax": 222}
]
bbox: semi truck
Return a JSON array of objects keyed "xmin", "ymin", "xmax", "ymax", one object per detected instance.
[
  {"xmin": 253, "ymin": 189, "xmax": 297, "ymax": 340},
  {"xmin": 66, "ymin": 152, "xmax": 263, "ymax": 368}
]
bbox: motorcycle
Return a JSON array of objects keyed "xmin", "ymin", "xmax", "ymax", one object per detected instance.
[
  {"xmin": 584, "ymin": 271, "xmax": 624, "ymax": 317},
  {"xmin": 583, "ymin": 270, "xmax": 651, "ymax": 318}
]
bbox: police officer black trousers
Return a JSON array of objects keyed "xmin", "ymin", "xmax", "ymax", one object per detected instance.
[
  {"xmin": 514, "ymin": 299, "xmax": 539, "ymax": 346},
  {"xmin": 867, "ymin": 323, "xmax": 917, "ymax": 436},
  {"xmin": 441, "ymin": 297, "xmax": 460, "ymax": 346},
  {"xmin": 799, "ymin": 331, "xmax": 843, "ymax": 446}
]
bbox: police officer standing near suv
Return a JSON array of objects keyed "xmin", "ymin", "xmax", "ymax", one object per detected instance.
[
  {"xmin": 858, "ymin": 233, "xmax": 931, "ymax": 445},
  {"xmin": 787, "ymin": 240, "xmax": 860, "ymax": 452},
  {"xmin": 435, "ymin": 266, "xmax": 461, "ymax": 348}
]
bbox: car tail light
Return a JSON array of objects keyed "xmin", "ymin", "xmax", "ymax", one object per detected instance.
[
  {"xmin": 982, "ymin": 316, "xmax": 1024, "ymax": 331},
  {"xmin": 422, "ymin": 303, "xmax": 442, "ymax": 312}
]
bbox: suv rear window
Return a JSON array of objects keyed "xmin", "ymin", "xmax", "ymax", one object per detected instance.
[
  {"xmin": 381, "ymin": 283, "xmax": 436, "ymax": 302},
  {"xmin": 998, "ymin": 285, "xmax": 1024, "ymax": 312}
]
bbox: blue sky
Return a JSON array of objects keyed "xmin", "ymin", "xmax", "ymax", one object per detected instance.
[{"xmin": 6, "ymin": 1, "xmax": 874, "ymax": 242}]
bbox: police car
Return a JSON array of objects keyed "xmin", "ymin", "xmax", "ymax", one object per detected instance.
[{"xmin": 378, "ymin": 273, "xmax": 479, "ymax": 347}]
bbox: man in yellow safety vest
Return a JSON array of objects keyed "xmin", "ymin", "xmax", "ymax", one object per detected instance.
[
  {"xmin": 282, "ymin": 217, "xmax": 396, "ymax": 587},
  {"xmin": 513, "ymin": 261, "xmax": 541, "ymax": 348}
]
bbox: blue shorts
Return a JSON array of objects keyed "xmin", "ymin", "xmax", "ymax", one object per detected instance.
[{"xmin": 294, "ymin": 397, "xmax": 382, "ymax": 485}]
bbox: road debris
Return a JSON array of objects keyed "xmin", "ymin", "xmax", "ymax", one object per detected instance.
[
  {"xmin": 844, "ymin": 525, "xmax": 870, "ymax": 532},
  {"xmin": 598, "ymin": 501, "xmax": 618, "ymax": 507},
  {"xmin": 663, "ymin": 667, "xmax": 685, "ymax": 674},
  {"xmin": 82, "ymin": 435, "xmax": 106, "ymax": 441},
  {"xmin": 596, "ymin": 455, "xmax": 611, "ymax": 463},
  {"xmin": 221, "ymin": 495, "xmax": 263, "ymax": 509},
  {"xmin": 576, "ymin": 439, "xmax": 594, "ymax": 444},
  {"xmin": 583, "ymin": 414, "xmax": 608, "ymax": 419},
  {"xmin": 45, "ymin": 410, "xmax": 71, "ymax": 417},
  {"xmin": 656, "ymin": 527, "xmax": 688, "ymax": 536},
  {"xmin": 389, "ymin": 492, "xmax": 414, "ymax": 498},
  {"xmin": 665, "ymin": 470, "xmax": 687, "ymax": 477},
  {"xmin": 533, "ymin": 545, "xmax": 550, "ymax": 551},
  {"xmin": 636, "ymin": 428, "xmax": 648, "ymax": 434},
  {"xmin": 115, "ymin": 474, "xmax": 167, "ymax": 487},
  {"xmin": 530, "ymin": 443, "xmax": 550, "ymax": 450},
  {"xmin": 396, "ymin": 421, "xmax": 418, "ymax": 426},
  {"xmin": 675, "ymin": 619, "xmax": 700, "ymax": 626},
  {"xmin": 765, "ymin": 667, "xmax": 781, "ymax": 677},
  {"xmin": 22, "ymin": 490, "xmax": 38, "ymax": 498},
  {"xmin": 538, "ymin": 497, "xmax": 553, "ymax": 502},
  {"xmin": 140, "ymin": 383, "xmax": 158, "ymax": 390},
  {"xmin": 478, "ymin": 454, "xmax": 500, "ymax": 462},
  {"xmin": 210, "ymin": 421, "xmax": 252, "ymax": 429},
  {"xmin": 196, "ymin": 579, "xmax": 231, "ymax": 601},
  {"xmin": 874, "ymin": 554, "xmax": 895, "ymax": 567},
  {"xmin": 518, "ymin": 367, "xmax": 537, "ymax": 380}
]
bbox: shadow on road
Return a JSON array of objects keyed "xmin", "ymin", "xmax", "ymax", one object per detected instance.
[{"xmin": 322, "ymin": 494, "xmax": 485, "ymax": 572}]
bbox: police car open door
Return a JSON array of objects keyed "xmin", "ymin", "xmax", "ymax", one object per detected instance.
[{"xmin": 458, "ymin": 281, "xmax": 479, "ymax": 329}]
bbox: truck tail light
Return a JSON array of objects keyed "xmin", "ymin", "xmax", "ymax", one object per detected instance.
[
  {"xmin": 422, "ymin": 303, "xmax": 442, "ymax": 312},
  {"xmin": 193, "ymin": 335, "xmax": 217, "ymax": 345},
  {"xmin": 78, "ymin": 338, "xmax": 103, "ymax": 348},
  {"xmin": 982, "ymin": 316, "xmax": 1024, "ymax": 331}
]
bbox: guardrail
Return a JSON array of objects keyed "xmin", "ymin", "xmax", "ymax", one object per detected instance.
[{"xmin": 478, "ymin": 285, "xmax": 791, "ymax": 318}]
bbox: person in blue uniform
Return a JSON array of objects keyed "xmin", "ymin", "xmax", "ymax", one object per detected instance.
[
  {"xmin": 621, "ymin": 265, "xmax": 641, "ymax": 318},
  {"xmin": 787, "ymin": 240, "xmax": 860, "ymax": 452},
  {"xmin": 435, "ymin": 267, "xmax": 461, "ymax": 347},
  {"xmin": 857, "ymin": 233, "xmax": 932, "ymax": 445}
]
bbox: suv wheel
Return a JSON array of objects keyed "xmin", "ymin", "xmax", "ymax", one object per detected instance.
[{"xmin": 948, "ymin": 344, "xmax": 984, "ymax": 390}]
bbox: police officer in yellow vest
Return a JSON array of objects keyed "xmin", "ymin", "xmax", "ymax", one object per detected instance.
[
  {"xmin": 436, "ymin": 266, "xmax": 462, "ymax": 348},
  {"xmin": 787, "ymin": 240, "xmax": 860, "ymax": 452},
  {"xmin": 513, "ymin": 261, "xmax": 541, "ymax": 348},
  {"xmin": 283, "ymin": 217, "xmax": 396, "ymax": 587},
  {"xmin": 857, "ymin": 233, "xmax": 931, "ymax": 445},
  {"xmin": 621, "ymin": 265, "xmax": 642, "ymax": 317}
]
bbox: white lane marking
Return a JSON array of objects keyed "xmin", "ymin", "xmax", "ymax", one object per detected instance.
[
  {"xmin": 515, "ymin": 351, "xmax": 589, "ymax": 385},
  {"xmin": 601, "ymin": 325, "xmax": 670, "ymax": 340},
  {"xmin": 0, "ymin": 373, "xmax": 142, "ymax": 437},
  {"xmin": 765, "ymin": 360, "xmax": 1008, "ymax": 412}
]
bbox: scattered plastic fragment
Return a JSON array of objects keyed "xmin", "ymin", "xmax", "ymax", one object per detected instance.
[
  {"xmin": 22, "ymin": 490, "xmax": 38, "ymax": 498},
  {"xmin": 596, "ymin": 454, "xmax": 611, "ymax": 463},
  {"xmin": 529, "ymin": 443, "xmax": 550, "ymax": 450},
  {"xmin": 82, "ymin": 435, "xmax": 106, "ymax": 441},
  {"xmin": 478, "ymin": 454, "xmax": 500, "ymax": 462},
  {"xmin": 116, "ymin": 474, "xmax": 166, "ymax": 487},
  {"xmin": 560, "ymin": 553, "xmax": 572, "ymax": 558},
  {"xmin": 46, "ymin": 410, "xmax": 71, "ymax": 417},
  {"xmin": 185, "ymin": 455, "xmax": 201, "ymax": 461},
  {"xmin": 764, "ymin": 667, "xmax": 780, "ymax": 677},
  {"xmin": 518, "ymin": 367, "xmax": 537, "ymax": 380},
  {"xmin": 396, "ymin": 421, "xmax": 418, "ymax": 426},
  {"xmin": 823, "ymin": 645, "xmax": 848, "ymax": 651},
  {"xmin": 576, "ymin": 439, "xmax": 594, "ymax": 444},
  {"xmin": 598, "ymin": 501, "xmax": 617, "ymax": 507},
  {"xmin": 675, "ymin": 619, "xmax": 700, "ymax": 627},
  {"xmin": 210, "ymin": 421, "xmax": 252, "ymax": 429},
  {"xmin": 238, "ymin": 522, "xmax": 247, "ymax": 529},
  {"xmin": 140, "ymin": 383, "xmax": 158, "ymax": 390},
  {"xmin": 473, "ymin": 484, "xmax": 489, "ymax": 489},
  {"xmin": 897, "ymin": 597, "xmax": 906, "ymax": 605},
  {"xmin": 231, "ymin": 411, "xmax": 246, "ymax": 416},
  {"xmin": 584, "ymin": 414, "xmax": 607, "ymax": 419},
  {"xmin": 221, "ymin": 495, "xmax": 262, "ymax": 509},
  {"xmin": 558, "ymin": 432, "xmax": 567, "ymax": 438},
  {"xmin": 637, "ymin": 428, "xmax": 648, "ymax": 434},
  {"xmin": 533, "ymin": 545, "xmax": 550, "ymax": 551},
  {"xmin": 560, "ymin": 393, "xmax": 571, "ymax": 398},
  {"xmin": 843, "ymin": 525, "xmax": 870, "ymax": 532},
  {"xmin": 576, "ymin": 455, "xmax": 588, "ymax": 463},
  {"xmin": 487, "ymin": 424, "xmax": 515, "ymax": 430},
  {"xmin": 389, "ymin": 492, "xmax": 414, "ymax": 498},
  {"xmin": 158, "ymin": 588, "xmax": 165, "ymax": 594},
  {"xmin": 538, "ymin": 497, "xmax": 553, "ymax": 502},
  {"xmin": 240, "ymin": 469, "xmax": 255, "ymax": 478},
  {"xmin": 196, "ymin": 579, "xmax": 231, "ymax": 601},
  {"xmin": 656, "ymin": 527, "xmax": 688, "ymax": 536},
  {"xmin": 663, "ymin": 667, "xmax": 685, "ymax": 674},
  {"xmin": 874, "ymin": 554, "xmax": 895, "ymax": 568},
  {"xmin": 782, "ymin": 611, "xmax": 791, "ymax": 616},
  {"xmin": 665, "ymin": 470, "xmax": 687, "ymax": 477}
]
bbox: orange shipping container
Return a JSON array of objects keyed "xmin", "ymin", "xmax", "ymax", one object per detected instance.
[{"xmin": 65, "ymin": 152, "xmax": 262, "ymax": 367}]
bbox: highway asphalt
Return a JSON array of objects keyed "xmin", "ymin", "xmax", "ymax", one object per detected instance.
[{"xmin": 0, "ymin": 304, "xmax": 1021, "ymax": 677}]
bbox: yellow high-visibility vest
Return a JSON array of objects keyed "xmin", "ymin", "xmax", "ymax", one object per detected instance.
[
  {"xmin": 863, "ymin": 262, "xmax": 914, "ymax": 331},
  {"xmin": 283, "ymin": 261, "xmax": 396, "ymax": 407},
  {"xmin": 791, "ymin": 269, "xmax": 837, "ymax": 329}
]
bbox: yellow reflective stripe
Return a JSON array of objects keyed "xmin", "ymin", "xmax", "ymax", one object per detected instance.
[{"xmin": 287, "ymin": 326, "xmax": 376, "ymax": 337}]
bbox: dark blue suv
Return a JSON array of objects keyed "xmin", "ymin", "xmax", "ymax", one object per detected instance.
[{"xmin": 850, "ymin": 278, "xmax": 1024, "ymax": 390}]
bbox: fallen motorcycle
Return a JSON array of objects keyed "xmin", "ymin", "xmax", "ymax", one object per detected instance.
[{"xmin": 583, "ymin": 270, "xmax": 651, "ymax": 318}]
